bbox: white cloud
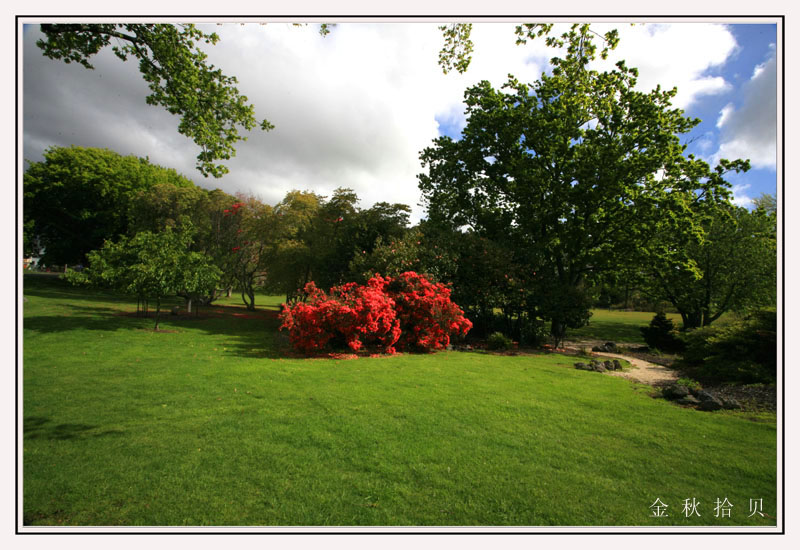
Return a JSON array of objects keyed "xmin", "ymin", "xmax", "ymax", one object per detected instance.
[
  {"xmin": 731, "ymin": 183, "xmax": 753, "ymax": 207},
  {"xmin": 717, "ymin": 103, "xmax": 734, "ymax": 128},
  {"xmin": 22, "ymin": 21, "xmax": 746, "ymax": 223},
  {"xmin": 24, "ymin": 22, "xmax": 546, "ymax": 223},
  {"xmin": 591, "ymin": 23, "xmax": 737, "ymax": 109},
  {"xmin": 710, "ymin": 49, "xmax": 777, "ymax": 170}
]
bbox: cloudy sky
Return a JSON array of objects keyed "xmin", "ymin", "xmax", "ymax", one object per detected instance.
[{"xmin": 21, "ymin": 20, "xmax": 778, "ymax": 221}]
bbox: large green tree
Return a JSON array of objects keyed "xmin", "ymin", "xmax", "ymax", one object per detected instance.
[
  {"xmin": 419, "ymin": 24, "xmax": 746, "ymax": 346},
  {"xmin": 36, "ymin": 24, "xmax": 273, "ymax": 178},
  {"xmin": 643, "ymin": 204, "xmax": 776, "ymax": 329},
  {"xmin": 24, "ymin": 145, "xmax": 195, "ymax": 266}
]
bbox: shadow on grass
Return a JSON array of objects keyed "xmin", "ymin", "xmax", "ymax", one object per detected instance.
[
  {"xmin": 23, "ymin": 273, "xmax": 136, "ymax": 304},
  {"xmin": 167, "ymin": 312, "xmax": 290, "ymax": 359},
  {"xmin": 24, "ymin": 302, "xmax": 146, "ymax": 334},
  {"xmin": 24, "ymin": 416, "xmax": 125, "ymax": 441},
  {"xmin": 25, "ymin": 293, "xmax": 292, "ymax": 358}
]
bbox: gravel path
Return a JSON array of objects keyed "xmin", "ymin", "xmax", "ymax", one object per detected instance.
[{"xmin": 590, "ymin": 351, "xmax": 679, "ymax": 386}]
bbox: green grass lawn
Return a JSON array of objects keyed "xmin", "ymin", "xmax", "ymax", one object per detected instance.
[
  {"xmin": 22, "ymin": 274, "xmax": 776, "ymax": 527},
  {"xmin": 567, "ymin": 309, "xmax": 683, "ymax": 344}
]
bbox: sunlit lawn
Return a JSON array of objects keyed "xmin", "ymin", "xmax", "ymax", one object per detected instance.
[{"xmin": 22, "ymin": 274, "xmax": 776, "ymax": 526}]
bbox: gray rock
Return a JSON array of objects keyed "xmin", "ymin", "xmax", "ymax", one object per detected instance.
[
  {"xmin": 603, "ymin": 360, "xmax": 614, "ymax": 369},
  {"xmin": 574, "ymin": 362, "xmax": 590, "ymax": 370},
  {"xmin": 695, "ymin": 390, "xmax": 717, "ymax": 402},
  {"xmin": 612, "ymin": 360, "xmax": 622, "ymax": 371},
  {"xmin": 698, "ymin": 397, "xmax": 724, "ymax": 411},
  {"xmin": 663, "ymin": 384, "xmax": 690, "ymax": 400},
  {"xmin": 594, "ymin": 364, "xmax": 607, "ymax": 372},
  {"xmin": 721, "ymin": 397, "xmax": 742, "ymax": 410},
  {"xmin": 676, "ymin": 395, "xmax": 701, "ymax": 405}
]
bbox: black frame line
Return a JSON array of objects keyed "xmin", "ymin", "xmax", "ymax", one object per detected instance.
[{"xmin": 15, "ymin": 13, "xmax": 786, "ymax": 536}]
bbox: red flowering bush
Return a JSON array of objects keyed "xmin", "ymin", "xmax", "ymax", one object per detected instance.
[
  {"xmin": 383, "ymin": 271, "xmax": 473, "ymax": 352},
  {"xmin": 279, "ymin": 272, "xmax": 471, "ymax": 355},
  {"xmin": 279, "ymin": 275, "xmax": 401, "ymax": 354}
]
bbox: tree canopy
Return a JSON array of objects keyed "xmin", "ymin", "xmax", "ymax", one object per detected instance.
[
  {"xmin": 68, "ymin": 222, "xmax": 221, "ymax": 329},
  {"xmin": 24, "ymin": 145, "xmax": 196, "ymax": 265},
  {"xmin": 36, "ymin": 24, "xmax": 273, "ymax": 178},
  {"xmin": 643, "ymin": 204, "xmax": 776, "ymax": 329},
  {"xmin": 419, "ymin": 24, "xmax": 749, "ymax": 346}
]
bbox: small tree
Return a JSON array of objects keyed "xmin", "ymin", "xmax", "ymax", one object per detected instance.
[
  {"xmin": 68, "ymin": 224, "xmax": 220, "ymax": 329},
  {"xmin": 640, "ymin": 312, "xmax": 685, "ymax": 353}
]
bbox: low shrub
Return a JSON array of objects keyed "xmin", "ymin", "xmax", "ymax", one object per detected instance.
[
  {"xmin": 640, "ymin": 312, "xmax": 685, "ymax": 353},
  {"xmin": 678, "ymin": 309, "xmax": 776, "ymax": 384},
  {"xmin": 675, "ymin": 377, "xmax": 702, "ymax": 392},
  {"xmin": 487, "ymin": 332, "xmax": 513, "ymax": 351},
  {"xmin": 520, "ymin": 317, "xmax": 549, "ymax": 347}
]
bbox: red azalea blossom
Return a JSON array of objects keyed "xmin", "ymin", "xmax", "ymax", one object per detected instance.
[{"xmin": 279, "ymin": 272, "xmax": 471, "ymax": 355}]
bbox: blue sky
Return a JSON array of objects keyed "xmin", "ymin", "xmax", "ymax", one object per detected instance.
[
  {"xmin": 435, "ymin": 23, "xmax": 778, "ymax": 208},
  {"xmin": 683, "ymin": 24, "xmax": 777, "ymax": 204}
]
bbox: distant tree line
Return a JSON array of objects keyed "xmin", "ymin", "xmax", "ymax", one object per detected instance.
[{"xmin": 24, "ymin": 139, "xmax": 775, "ymax": 342}]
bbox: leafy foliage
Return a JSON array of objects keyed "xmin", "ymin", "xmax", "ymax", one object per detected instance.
[
  {"xmin": 268, "ymin": 189, "xmax": 411, "ymax": 301},
  {"xmin": 349, "ymin": 224, "xmax": 457, "ymax": 285},
  {"xmin": 438, "ymin": 23, "xmax": 474, "ymax": 74},
  {"xmin": 752, "ymin": 193, "xmax": 777, "ymax": 215},
  {"xmin": 36, "ymin": 24, "xmax": 272, "ymax": 177},
  {"xmin": 487, "ymin": 332, "xmax": 513, "ymax": 351},
  {"xmin": 643, "ymin": 205, "xmax": 776, "ymax": 329},
  {"xmin": 24, "ymin": 146, "xmax": 195, "ymax": 266},
  {"xmin": 678, "ymin": 310, "xmax": 777, "ymax": 384},
  {"xmin": 66, "ymin": 223, "xmax": 220, "ymax": 329},
  {"xmin": 437, "ymin": 23, "xmax": 618, "ymax": 74},
  {"xmin": 420, "ymin": 24, "xmax": 746, "ymax": 345}
]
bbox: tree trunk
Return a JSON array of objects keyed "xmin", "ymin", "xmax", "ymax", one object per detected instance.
[
  {"xmin": 550, "ymin": 320, "xmax": 567, "ymax": 349},
  {"xmin": 241, "ymin": 288, "xmax": 256, "ymax": 311},
  {"xmin": 682, "ymin": 311, "xmax": 702, "ymax": 330},
  {"xmin": 185, "ymin": 297, "xmax": 193, "ymax": 314},
  {"xmin": 243, "ymin": 284, "xmax": 256, "ymax": 311},
  {"xmin": 154, "ymin": 297, "xmax": 161, "ymax": 330}
]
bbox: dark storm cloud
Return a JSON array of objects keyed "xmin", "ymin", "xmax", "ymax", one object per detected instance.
[{"xmin": 23, "ymin": 26, "xmax": 202, "ymax": 179}]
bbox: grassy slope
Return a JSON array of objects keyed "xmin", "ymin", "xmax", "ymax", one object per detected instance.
[{"xmin": 22, "ymin": 275, "xmax": 776, "ymax": 526}]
